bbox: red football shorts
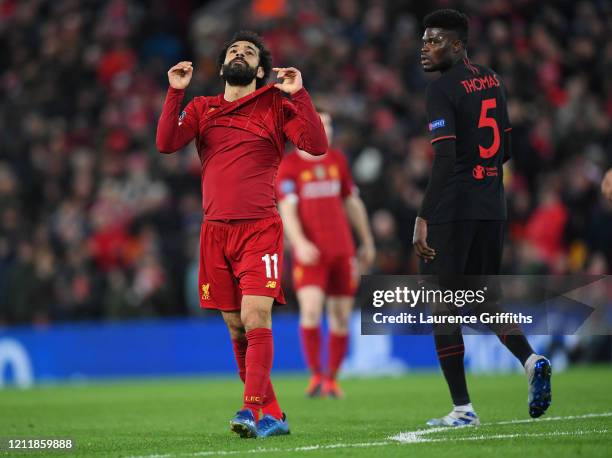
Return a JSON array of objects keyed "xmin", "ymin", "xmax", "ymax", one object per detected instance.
[
  {"xmin": 292, "ymin": 254, "xmax": 358, "ymax": 296},
  {"xmin": 198, "ymin": 215, "xmax": 285, "ymax": 311}
]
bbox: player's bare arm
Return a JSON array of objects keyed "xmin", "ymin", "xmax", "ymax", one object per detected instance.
[
  {"xmin": 278, "ymin": 197, "xmax": 320, "ymax": 265},
  {"xmin": 167, "ymin": 61, "xmax": 193, "ymax": 90},
  {"xmin": 343, "ymin": 195, "xmax": 376, "ymax": 270},
  {"xmin": 273, "ymin": 67, "xmax": 303, "ymax": 95}
]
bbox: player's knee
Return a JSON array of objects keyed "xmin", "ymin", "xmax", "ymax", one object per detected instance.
[
  {"xmin": 327, "ymin": 300, "xmax": 352, "ymax": 333},
  {"xmin": 300, "ymin": 307, "xmax": 322, "ymax": 327},
  {"xmin": 241, "ymin": 308, "xmax": 271, "ymax": 331},
  {"xmin": 222, "ymin": 312, "xmax": 245, "ymax": 340}
]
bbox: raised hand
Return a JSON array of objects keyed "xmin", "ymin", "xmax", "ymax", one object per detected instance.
[
  {"xmin": 167, "ymin": 61, "xmax": 193, "ymax": 90},
  {"xmin": 273, "ymin": 67, "xmax": 303, "ymax": 95}
]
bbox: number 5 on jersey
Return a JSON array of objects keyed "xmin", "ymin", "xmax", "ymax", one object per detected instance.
[
  {"xmin": 262, "ymin": 253, "xmax": 279, "ymax": 279},
  {"xmin": 478, "ymin": 98, "xmax": 500, "ymax": 159}
]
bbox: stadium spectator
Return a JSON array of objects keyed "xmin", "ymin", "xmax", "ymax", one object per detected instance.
[{"xmin": 0, "ymin": 0, "xmax": 610, "ymax": 325}]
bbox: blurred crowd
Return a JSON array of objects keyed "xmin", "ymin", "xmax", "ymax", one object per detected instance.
[{"xmin": 0, "ymin": 0, "xmax": 610, "ymax": 325}]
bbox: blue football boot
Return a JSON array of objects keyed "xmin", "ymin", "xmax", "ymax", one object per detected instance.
[
  {"xmin": 230, "ymin": 409, "xmax": 258, "ymax": 438},
  {"xmin": 525, "ymin": 354, "xmax": 552, "ymax": 418},
  {"xmin": 257, "ymin": 413, "xmax": 290, "ymax": 438}
]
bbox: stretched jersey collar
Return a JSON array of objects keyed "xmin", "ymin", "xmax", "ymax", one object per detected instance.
[
  {"xmin": 218, "ymin": 82, "xmax": 277, "ymax": 105},
  {"xmin": 204, "ymin": 83, "xmax": 280, "ymax": 122}
]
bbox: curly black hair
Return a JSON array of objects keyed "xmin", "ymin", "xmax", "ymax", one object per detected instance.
[
  {"xmin": 217, "ymin": 31, "xmax": 272, "ymax": 88},
  {"xmin": 423, "ymin": 9, "xmax": 469, "ymax": 46}
]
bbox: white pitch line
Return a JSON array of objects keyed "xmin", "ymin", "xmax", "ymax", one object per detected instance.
[
  {"xmin": 127, "ymin": 412, "xmax": 612, "ymax": 458},
  {"xmin": 387, "ymin": 426, "xmax": 448, "ymax": 443},
  {"xmin": 393, "ymin": 411, "xmax": 612, "ymax": 439},
  {"xmin": 130, "ymin": 441, "xmax": 394, "ymax": 458},
  {"xmin": 491, "ymin": 412, "xmax": 612, "ymax": 426},
  {"xmin": 390, "ymin": 411, "xmax": 612, "ymax": 442},
  {"xmin": 392, "ymin": 428, "xmax": 608, "ymax": 444}
]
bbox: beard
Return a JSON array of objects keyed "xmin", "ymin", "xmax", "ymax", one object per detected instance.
[{"xmin": 221, "ymin": 59, "xmax": 258, "ymax": 86}]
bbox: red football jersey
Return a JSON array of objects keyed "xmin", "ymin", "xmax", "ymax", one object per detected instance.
[
  {"xmin": 156, "ymin": 84, "xmax": 327, "ymax": 220},
  {"xmin": 277, "ymin": 148, "xmax": 356, "ymax": 258}
]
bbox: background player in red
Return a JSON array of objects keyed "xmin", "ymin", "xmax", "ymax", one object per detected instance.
[
  {"xmin": 156, "ymin": 31, "xmax": 327, "ymax": 438},
  {"xmin": 277, "ymin": 112, "xmax": 375, "ymax": 398}
]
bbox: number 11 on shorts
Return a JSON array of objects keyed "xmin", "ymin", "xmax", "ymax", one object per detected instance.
[{"xmin": 261, "ymin": 253, "xmax": 279, "ymax": 279}]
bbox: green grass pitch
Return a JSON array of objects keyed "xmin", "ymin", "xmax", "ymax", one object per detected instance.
[{"xmin": 1, "ymin": 366, "xmax": 611, "ymax": 457}]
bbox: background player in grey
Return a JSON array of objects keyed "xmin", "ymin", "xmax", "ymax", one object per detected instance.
[{"xmin": 414, "ymin": 9, "xmax": 552, "ymax": 427}]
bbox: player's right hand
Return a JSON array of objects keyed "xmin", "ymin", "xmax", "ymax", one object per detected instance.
[
  {"xmin": 358, "ymin": 242, "xmax": 376, "ymax": 273},
  {"xmin": 295, "ymin": 239, "xmax": 321, "ymax": 265},
  {"xmin": 413, "ymin": 216, "xmax": 436, "ymax": 262},
  {"xmin": 168, "ymin": 61, "xmax": 193, "ymax": 90}
]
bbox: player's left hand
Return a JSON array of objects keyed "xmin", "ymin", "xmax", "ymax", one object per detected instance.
[
  {"xmin": 413, "ymin": 216, "xmax": 436, "ymax": 262},
  {"xmin": 358, "ymin": 242, "xmax": 376, "ymax": 272},
  {"xmin": 273, "ymin": 67, "xmax": 303, "ymax": 95}
]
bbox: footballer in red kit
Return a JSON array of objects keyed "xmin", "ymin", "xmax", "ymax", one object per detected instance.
[
  {"xmin": 156, "ymin": 31, "xmax": 327, "ymax": 438},
  {"xmin": 277, "ymin": 113, "xmax": 375, "ymax": 398}
]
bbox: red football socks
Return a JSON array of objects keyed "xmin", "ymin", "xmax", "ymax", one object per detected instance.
[
  {"xmin": 234, "ymin": 334, "xmax": 282, "ymax": 420},
  {"xmin": 243, "ymin": 328, "xmax": 274, "ymax": 419},
  {"xmin": 328, "ymin": 332, "xmax": 348, "ymax": 380},
  {"xmin": 300, "ymin": 325, "xmax": 322, "ymax": 376},
  {"xmin": 231, "ymin": 338, "xmax": 247, "ymax": 383},
  {"xmin": 261, "ymin": 379, "xmax": 283, "ymax": 420}
]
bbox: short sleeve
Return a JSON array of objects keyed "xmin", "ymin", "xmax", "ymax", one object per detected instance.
[
  {"xmin": 426, "ymin": 82, "xmax": 456, "ymax": 144},
  {"xmin": 336, "ymin": 152, "xmax": 357, "ymax": 198}
]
